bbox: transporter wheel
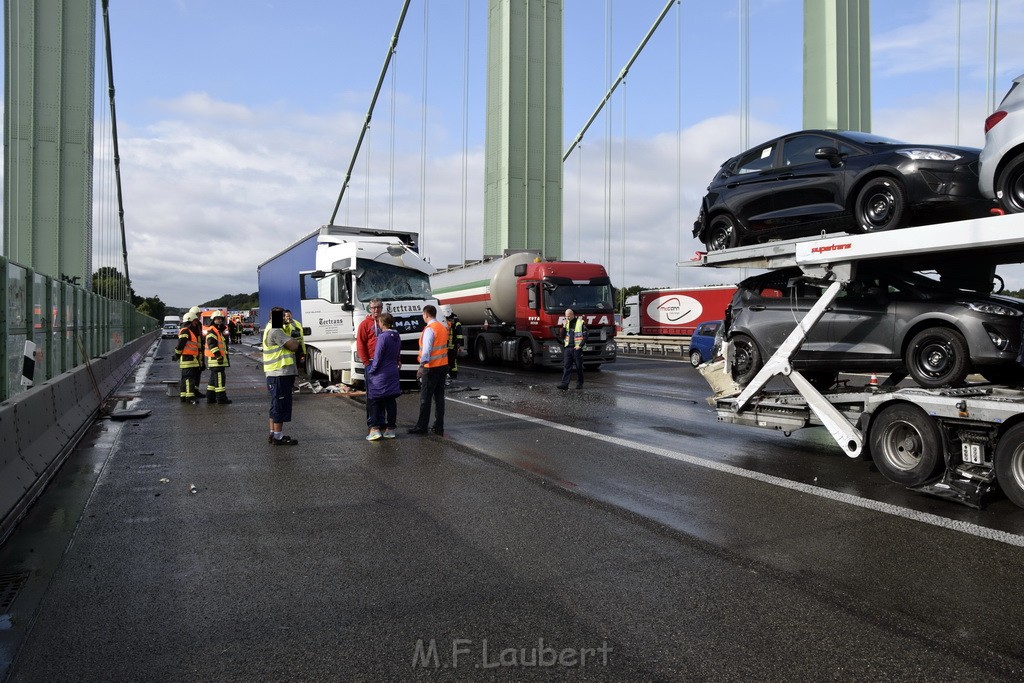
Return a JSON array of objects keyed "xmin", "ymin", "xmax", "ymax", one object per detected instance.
[
  {"xmin": 995, "ymin": 152, "xmax": 1024, "ymax": 214},
  {"xmin": 689, "ymin": 349, "xmax": 703, "ymax": 367},
  {"xmin": 994, "ymin": 423, "xmax": 1024, "ymax": 508},
  {"xmin": 518, "ymin": 340, "xmax": 536, "ymax": 370},
  {"xmin": 854, "ymin": 177, "xmax": 906, "ymax": 232},
  {"xmin": 905, "ymin": 326, "xmax": 970, "ymax": 388},
  {"xmin": 868, "ymin": 404, "xmax": 944, "ymax": 486},
  {"xmin": 730, "ymin": 333, "xmax": 762, "ymax": 385},
  {"xmin": 706, "ymin": 215, "xmax": 739, "ymax": 251},
  {"xmin": 475, "ymin": 338, "xmax": 491, "ymax": 365}
]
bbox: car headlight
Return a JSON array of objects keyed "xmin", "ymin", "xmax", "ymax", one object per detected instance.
[
  {"xmin": 960, "ymin": 301, "xmax": 1023, "ymax": 317},
  {"xmin": 896, "ymin": 148, "xmax": 963, "ymax": 161}
]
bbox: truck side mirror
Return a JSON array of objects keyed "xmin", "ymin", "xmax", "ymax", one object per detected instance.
[
  {"xmin": 342, "ymin": 303, "xmax": 354, "ymax": 312},
  {"xmin": 527, "ymin": 284, "xmax": 538, "ymax": 310}
]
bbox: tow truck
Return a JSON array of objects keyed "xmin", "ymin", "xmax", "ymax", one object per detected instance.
[{"xmin": 689, "ymin": 212, "xmax": 1024, "ymax": 509}]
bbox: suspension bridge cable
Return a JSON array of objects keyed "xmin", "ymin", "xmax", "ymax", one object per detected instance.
[
  {"xmin": 389, "ymin": 50, "xmax": 397, "ymax": 230},
  {"xmin": 460, "ymin": 0, "xmax": 470, "ymax": 266},
  {"xmin": 954, "ymin": 0, "xmax": 961, "ymax": 143},
  {"xmin": 675, "ymin": 0, "xmax": 681, "ymax": 286},
  {"xmin": 101, "ymin": 0, "xmax": 131, "ymax": 301},
  {"xmin": 577, "ymin": 145, "xmax": 583, "ymax": 260},
  {"xmin": 329, "ymin": 0, "xmax": 412, "ymax": 226},
  {"xmin": 562, "ymin": 0, "xmax": 677, "ymax": 163},
  {"xmin": 419, "ymin": 0, "xmax": 430, "ymax": 249},
  {"xmin": 620, "ymin": 79, "xmax": 626, "ymax": 300},
  {"xmin": 604, "ymin": 0, "xmax": 612, "ymax": 269}
]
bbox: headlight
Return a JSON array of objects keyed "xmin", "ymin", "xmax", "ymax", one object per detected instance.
[
  {"xmin": 896, "ymin": 148, "xmax": 962, "ymax": 161},
  {"xmin": 960, "ymin": 301, "xmax": 1023, "ymax": 317},
  {"xmin": 605, "ymin": 342, "xmax": 616, "ymax": 353}
]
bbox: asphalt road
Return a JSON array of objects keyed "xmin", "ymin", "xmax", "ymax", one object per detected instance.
[{"xmin": 1, "ymin": 339, "xmax": 1023, "ymax": 681}]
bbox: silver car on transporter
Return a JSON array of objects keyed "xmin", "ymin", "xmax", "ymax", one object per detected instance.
[{"xmin": 725, "ymin": 264, "xmax": 1024, "ymax": 389}]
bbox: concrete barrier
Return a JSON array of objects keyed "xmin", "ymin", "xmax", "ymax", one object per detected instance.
[{"xmin": 0, "ymin": 331, "xmax": 158, "ymax": 544}]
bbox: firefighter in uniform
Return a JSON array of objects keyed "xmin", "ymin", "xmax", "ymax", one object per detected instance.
[
  {"xmin": 174, "ymin": 311, "xmax": 204, "ymax": 403},
  {"xmin": 441, "ymin": 305, "xmax": 463, "ymax": 386},
  {"xmin": 205, "ymin": 312, "xmax": 233, "ymax": 404}
]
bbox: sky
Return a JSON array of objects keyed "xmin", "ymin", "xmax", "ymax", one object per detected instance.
[{"xmin": 5, "ymin": 0, "xmax": 1024, "ymax": 307}]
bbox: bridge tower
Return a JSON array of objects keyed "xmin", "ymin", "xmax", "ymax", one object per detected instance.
[
  {"xmin": 484, "ymin": 0, "xmax": 563, "ymax": 260},
  {"xmin": 3, "ymin": 0, "xmax": 95, "ymax": 286},
  {"xmin": 803, "ymin": 0, "xmax": 871, "ymax": 131}
]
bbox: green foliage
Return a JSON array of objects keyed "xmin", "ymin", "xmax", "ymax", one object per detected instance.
[
  {"xmin": 200, "ymin": 292, "xmax": 259, "ymax": 310},
  {"xmin": 91, "ymin": 266, "xmax": 135, "ymax": 301},
  {"xmin": 135, "ymin": 296, "xmax": 166, "ymax": 321}
]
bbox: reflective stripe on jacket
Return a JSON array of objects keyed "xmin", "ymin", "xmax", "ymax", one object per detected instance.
[
  {"xmin": 420, "ymin": 320, "xmax": 450, "ymax": 368},
  {"xmin": 262, "ymin": 325, "xmax": 296, "ymax": 373},
  {"xmin": 563, "ymin": 318, "xmax": 585, "ymax": 348}
]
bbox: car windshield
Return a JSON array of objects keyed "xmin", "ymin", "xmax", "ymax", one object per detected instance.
[{"xmin": 839, "ymin": 131, "xmax": 905, "ymax": 146}]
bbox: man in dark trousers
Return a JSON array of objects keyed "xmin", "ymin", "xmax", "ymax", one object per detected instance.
[
  {"xmin": 408, "ymin": 304, "xmax": 449, "ymax": 436},
  {"xmin": 174, "ymin": 311, "xmax": 204, "ymax": 403},
  {"xmin": 557, "ymin": 308, "xmax": 586, "ymax": 390}
]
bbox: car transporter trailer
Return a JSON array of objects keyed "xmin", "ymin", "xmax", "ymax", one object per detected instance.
[{"xmin": 688, "ymin": 211, "xmax": 1024, "ymax": 509}]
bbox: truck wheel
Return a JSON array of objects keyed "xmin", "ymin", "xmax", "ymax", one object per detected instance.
[
  {"xmin": 906, "ymin": 327, "xmax": 969, "ymax": 388},
  {"xmin": 995, "ymin": 151, "xmax": 1024, "ymax": 214},
  {"xmin": 854, "ymin": 177, "xmax": 906, "ymax": 232},
  {"xmin": 706, "ymin": 215, "xmax": 739, "ymax": 251},
  {"xmin": 689, "ymin": 349, "xmax": 702, "ymax": 367},
  {"xmin": 475, "ymin": 338, "xmax": 490, "ymax": 365},
  {"xmin": 868, "ymin": 404, "xmax": 944, "ymax": 486},
  {"xmin": 995, "ymin": 423, "xmax": 1024, "ymax": 508},
  {"xmin": 518, "ymin": 340, "xmax": 536, "ymax": 370},
  {"xmin": 730, "ymin": 333, "xmax": 762, "ymax": 385}
]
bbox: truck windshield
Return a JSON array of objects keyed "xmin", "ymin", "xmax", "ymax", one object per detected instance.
[
  {"xmin": 543, "ymin": 284, "xmax": 615, "ymax": 312},
  {"xmin": 356, "ymin": 259, "xmax": 432, "ymax": 303}
]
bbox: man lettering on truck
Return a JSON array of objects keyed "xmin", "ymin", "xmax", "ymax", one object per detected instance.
[{"xmin": 557, "ymin": 308, "xmax": 586, "ymax": 390}]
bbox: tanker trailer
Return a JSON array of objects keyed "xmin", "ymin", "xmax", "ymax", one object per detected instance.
[{"xmin": 430, "ymin": 250, "xmax": 617, "ymax": 370}]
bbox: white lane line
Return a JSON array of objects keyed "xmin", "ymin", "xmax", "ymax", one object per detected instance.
[{"xmin": 451, "ymin": 397, "xmax": 1024, "ymax": 548}]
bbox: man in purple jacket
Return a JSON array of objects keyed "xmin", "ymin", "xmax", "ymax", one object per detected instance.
[{"xmin": 364, "ymin": 312, "xmax": 403, "ymax": 440}]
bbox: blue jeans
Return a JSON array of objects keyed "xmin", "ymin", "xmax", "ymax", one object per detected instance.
[{"xmin": 367, "ymin": 395, "xmax": 398, "ymax": 430}]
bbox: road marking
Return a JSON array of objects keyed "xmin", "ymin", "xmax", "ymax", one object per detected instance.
[{"xmin": 452, "ymin": 398, "xmax": 1024, "ymax": 548}]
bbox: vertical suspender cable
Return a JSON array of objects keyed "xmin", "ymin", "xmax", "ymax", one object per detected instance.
[
  {"xmin": 954, "ymin": 0, "xmax": 961, "ymax": 143},
  {"xmin": 577, "ymin": 145, "xmax": 583, "ymax": 260},
  {"xmin": 738, "ymin": 0, "xmax": 749, "ymax": 151},
  {"xmin": 419, "ymin": 0, "xmax": 430, "ymax": 251},
  {"xmin": 364, "ymin": 128, "xmax": 371, "ymax": 228},
  {"xmin": 620, "ymin": 80, "xmax": 626, "ymax": 302},
  {"xmin": 460, "ymin": 0, "xmax": 470, "ymax": 266},
  {"xmin": 604, "ymin": 0, "xmax": 612, "ymax": 269},
  {"xmin": 330, "ymin": 0, "xmax": 412, "ymax": 226},
  {"xmin": 675, "ymin": 0, "xmax": 681, "ymax": 286},
  {"xmin": 101, "ymin": 0, "xmax": 132, "ymax": 301}
]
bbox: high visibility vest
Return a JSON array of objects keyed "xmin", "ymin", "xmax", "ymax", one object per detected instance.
[
  {"xmin": 447, "ymin": 319, "xmax": 463, "ymax": 350},
  {"xmin": 177, "ymin": 326, "xmax": 201, "ymax": 368},
  {"xmin": 563, "ymin": 318, "xmax": 585, "ymax": 348},
  {"xmin": 283, "ymin": 320, "xmax": 306, "ymax": 353},
  {"xmin": 262, "ymin": 325, "xmax": 296, "ymax": 373},
  {"xmin": 420, "ymin": 320, "xmax": 449, "ymax": 368},
  {"xmin": 205, "ymin": 327, "xmax": 229, "ymax": 367}
]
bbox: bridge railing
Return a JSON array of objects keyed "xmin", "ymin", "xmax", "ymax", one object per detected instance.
[{"xmin": 2, "ymin": 255, "xmax": 157, "ymax": 402}]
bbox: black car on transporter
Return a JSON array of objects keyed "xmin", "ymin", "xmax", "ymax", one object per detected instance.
[
  {"xmin": 693, "ymin": 130, "xmax": 992, "ymax": 251},
  {"xmin": 726, "ymin": 264, "xmax": 1024, "ymax": 390}
]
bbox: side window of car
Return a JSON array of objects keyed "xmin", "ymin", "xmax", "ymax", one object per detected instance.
[
  {"xmin": 700, "ymin": 322, "xmax": 720, "ymax": 337},
  {"xmin": 782, "ymin": 135, "xmax": 833, "ymax": 166},
  {"xmin": 735, "ymin": 143, "xmax": 776, "ymax": 174}
]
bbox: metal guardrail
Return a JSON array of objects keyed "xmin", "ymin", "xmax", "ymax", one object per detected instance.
[
  {"xmin": 616, "ymin": 334, "xmax": 692, "ymax": 356},
  {"xmin": 1, "ymin": 254, "xmax": 158, "ymax": 402}
]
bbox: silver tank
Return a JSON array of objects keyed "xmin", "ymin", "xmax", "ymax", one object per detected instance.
[{"xmin": 430, "ymin": 251, "xmax": 540, "ymax": 325}]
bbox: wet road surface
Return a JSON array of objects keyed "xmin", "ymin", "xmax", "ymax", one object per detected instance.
[{"xmin": 1, "ymin": 340, "xmax": 1023, "ymax": 680}]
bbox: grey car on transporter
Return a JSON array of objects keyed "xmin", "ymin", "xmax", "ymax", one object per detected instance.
[
  {"xmin": 694, "ymin": 130, "xmax": 992, "ymax": 252},
  {"xmin": 725, "ymin": 264, "xmax": 1024, "ymax": 389}
]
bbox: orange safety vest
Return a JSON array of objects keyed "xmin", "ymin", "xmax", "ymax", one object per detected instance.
[
  {"xmin": 177, "ymin": 326, "xmax": 201, "ymax": 368},
  {"xmin": 205, "ymin": 326, "xmax": 229, "ymax": 367},
  {"xmin": 419, "ymin": 320, "xmax": 450, "ymax": 368}
]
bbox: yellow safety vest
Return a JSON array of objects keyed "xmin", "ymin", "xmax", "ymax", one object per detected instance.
[
  {"xmin": 262, "ymin": 325, "xmax": 296, "ymax": 373},
  {"xmin": 563, "ymin": 318, "xmax": 585, "ymax": 348}
]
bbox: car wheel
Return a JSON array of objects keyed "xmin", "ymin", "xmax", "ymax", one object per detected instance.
[
  {"xmin": 995, "ymin": 151, "xmax": 1024, "ymax": 214},
  {"xmin": 854, "ymin": 177, "xmax": 906, "ymax": 232},
  {"xmin": 730, "ymin": 333, "xmax": 762, "ymax": 385},
  {"xmin": 905, "ymin": 326, "xmax": 970, "ymax": 388},
  {"xmin": 689, "ymin": 349, "xmax": 702, "ymax": 367},
  {"xmin": 706, "ymin": 215, "xmax": 739, "ymax": 251},
  {"xmin": 995, "ymin": 424, "xmax": 1024, "ymax": 508},
  {"xmin": 868, "ymin": 403, "xmax": 944, "ymax": 486}
]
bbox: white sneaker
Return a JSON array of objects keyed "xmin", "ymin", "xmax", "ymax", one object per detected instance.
[{"xmin": 366, "ymin": 429, "xmax": 382, "ymax": 441}]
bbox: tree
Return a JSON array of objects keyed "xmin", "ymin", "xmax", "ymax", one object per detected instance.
[
  {"xmin": 136, "ymin": 296, "xmax": 167, "ymax": 322},
  {"xmin": 91, "ymin": 266, "xmax": 135, "ymax": 301}
]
